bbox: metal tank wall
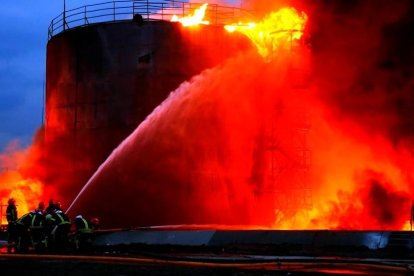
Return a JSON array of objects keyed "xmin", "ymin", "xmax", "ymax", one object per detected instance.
[{"xmin": 45, "ymin": 20, "xmax": 249, "ymax": 205}]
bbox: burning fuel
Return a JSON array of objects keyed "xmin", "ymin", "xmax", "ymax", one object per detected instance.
[
  {"xmin": 0, "ymin": 141, "xmax": 52, "ymax": 220},
  {"xmin": 171, "ymin": 3, "xmax": 210, "ymax": 26},
  {"xmin": 173, "ymin": 5, "xmax": 307, "ymax": 62},
  {"xmin": 225, "ymin": 7, "xmax": 307, "ymax": 61}
]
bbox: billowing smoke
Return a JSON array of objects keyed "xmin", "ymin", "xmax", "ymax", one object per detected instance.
[
  {"xmin": 305, "ymin": 0, "xmax": 414, "ymax": 228},
  {"xmin": 0, "ymin": 129, "xmax": 55, "ymax": 216},
  {"xmin": 68, "ymin": 0, "xmax": 414, "ymax": 229},
  {"xmin": 0, "ymin": 100, "xmax": 95, "ymax": 213},
  {"xmin": 310, "ymin": 169, "xmax": 411, "ymax": 229},
  {"xmin": 308, "ymin": 0, "xmax": 414, "ymax": 142},
  {"xmin": 68, "ymin": 45, "xmax": 312, "ymax": 227}
]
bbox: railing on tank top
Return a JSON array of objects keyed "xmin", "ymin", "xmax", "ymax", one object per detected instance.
[{"xmin": 48, "ymin": 0, "xmax": 251, "ymax": 40}]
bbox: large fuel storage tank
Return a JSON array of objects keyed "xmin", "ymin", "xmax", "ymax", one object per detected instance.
[{"xmin": 44, "ymin": 2, "xmax": 250, "ymax": 207}]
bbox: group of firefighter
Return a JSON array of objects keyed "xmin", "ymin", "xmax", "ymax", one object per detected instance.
[{"xmin": 5, "ymin": 198, "xmax": 99, "ymax": 254}]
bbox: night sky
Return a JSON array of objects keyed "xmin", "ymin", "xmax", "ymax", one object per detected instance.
[{"xmin": 0, "ymin": 0, "xmax": 113, "ymax": 151}]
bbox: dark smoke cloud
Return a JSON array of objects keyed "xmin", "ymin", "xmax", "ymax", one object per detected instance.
[
  {"xmin": 358, "ymin": 170, "xmax": 411, "ymax": 228},
  {"xmin": 307, "ymin": 0, "xmax": 414, "ymax": 146},
  {"xmin": 317, "ymin": 170, "xmax": 411, "ymax": 229},
  {"xmin": 364, "ymin": 179, "xmax": 406, "ymax": 226},
  {"xmin": 245, "ymin": 0, "xmax": 414, "ymax": 145}
]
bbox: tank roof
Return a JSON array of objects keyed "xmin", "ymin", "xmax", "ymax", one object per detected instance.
[{"xmin": 48, "ymin": 0, "xmax": 251, "ymax": 40}]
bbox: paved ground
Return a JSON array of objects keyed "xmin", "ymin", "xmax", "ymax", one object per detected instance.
[
  {"xmin": 0, "ymin": 253, "xmax": 412, "ymax": 276},
  {"xmin": 1, "ymin": 229, "xmax": 414, "ymax": 275}
]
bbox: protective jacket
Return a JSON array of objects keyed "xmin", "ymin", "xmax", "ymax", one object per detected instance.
[
  {"xmin": 6, "ymin": 204, "xmax": 17, "ymax": 223},
  {"xmin": 75, "ymin": 216, "xmax": 92, "ymax": 233},
  {"xmin": 30, "ymin": 210, "xmax": 45, "ymax": 229},
  {"xmin": 16, "ymin": 213, "xmax": 33, "ymax": 229},
  {"xmin": 51, "ymin": 210, "xmax": 71, "ymax": 226}
]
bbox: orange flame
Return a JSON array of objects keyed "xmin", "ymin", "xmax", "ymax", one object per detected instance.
[
  {"xmin": 0, "ymin": 171, "xmax": 44, "ymax": 222},
  {"xmin": 0, "ymin": 142, "xmax": 52, "ymax": 224},
  {"xmin": 225, "ymin": 7, "xmax": 307, "ymax": 61},
  {"xmin": 171, "ymin": 3, "xmax": 210, "ymax": 27}
]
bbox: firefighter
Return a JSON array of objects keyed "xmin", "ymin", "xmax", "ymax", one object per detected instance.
[
  {"xmin": 73, "ymin": 214, "xmax": 94, "ymax": 252},
  {"xmin": 6, "ymin": 198, "xmax": 18, "ymax": 253},
  {"xmin": 90, "ymin": 217, "xmax": 100, "ymax": 231},
  {"xmin": 29, "ymin": 202, "xmax": 46, "ymax": 253},
  {"xmin": 45, "ymin": 199, "xmax": 55, "ymax": 215},
  {"xmin": 54, "ymin": 201, "xmax": 63, "ymax": 212},
  {"xmin": 47, "ymin": 208, "xmax": 71, "ymax": 253},
  {"xmin": 37, "ymin": 201, "xmax": 45, "ymax": 214},
  {"xmin": 15, "ymin": 212, "xmax": 33, "ymax": 253}
]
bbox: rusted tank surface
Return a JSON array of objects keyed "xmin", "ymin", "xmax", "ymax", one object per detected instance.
[{"xmin": 45, "ymin": 20, "xmax": 249, "ymax": 205}]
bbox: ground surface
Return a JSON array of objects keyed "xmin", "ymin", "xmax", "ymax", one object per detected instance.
[
  {"xmin": 0, "ymin": 253, "xmax": 413, "ymax": 276},
  {"xmin": 1, "ymin": 229, "xmax": 414, "ymax": 275}
]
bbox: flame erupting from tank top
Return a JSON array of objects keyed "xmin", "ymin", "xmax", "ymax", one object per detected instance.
[
  {"xmin": 225, "ymin": 7, "xmax": 307, "ymax": 61},
  {"xmin": 171, "ymin": 3, "xmax": 210, "ymax": 27}
]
